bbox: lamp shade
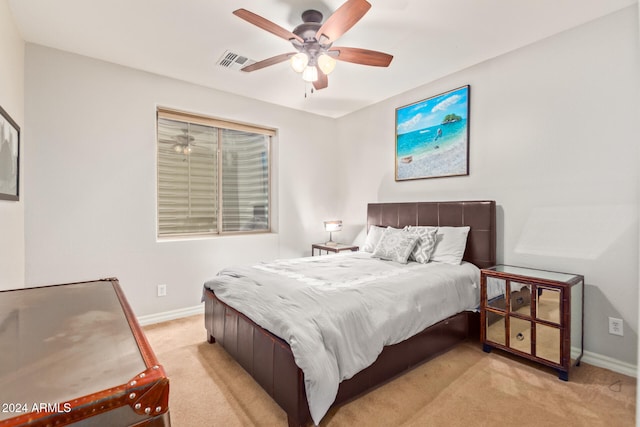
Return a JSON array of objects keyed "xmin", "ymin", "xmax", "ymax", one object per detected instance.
[
  {"xmin": 290, "ymin": 52, "xmax": 309, "ymax": 73},
  {"xmin": 302, "ymin": 65, "xmax": 318, "ymax": 82},
  {"xmin": 317, "ymin": 53, "xmax": 336, "ymax": 75},
  {"xmin": 324, "ymin": 220, "xmax": 343, "ymax": 232}
]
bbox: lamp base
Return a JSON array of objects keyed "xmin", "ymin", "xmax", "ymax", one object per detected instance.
[{"xmin": 324, "ymin": 231, "xmax": 339, "ymax": 246}]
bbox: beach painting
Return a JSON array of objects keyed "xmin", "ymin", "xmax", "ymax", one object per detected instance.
[{"xmin": 395, "ymin": 85, "xmax": 469, "ymax": 181}]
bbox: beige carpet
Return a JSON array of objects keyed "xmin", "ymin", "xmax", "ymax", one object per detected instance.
[{"xmin": 143, "ymin": 315, "xmax": 636, "ymax": 426}]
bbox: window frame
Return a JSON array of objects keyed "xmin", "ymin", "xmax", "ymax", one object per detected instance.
[{"xmin": 156, "ymin": 107, "xmax": 274, "ymax": 239}]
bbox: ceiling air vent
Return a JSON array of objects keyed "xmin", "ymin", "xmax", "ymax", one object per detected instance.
[{"xmin": 217, "ymin": 50, "xmax": 254, "ymax": 71}]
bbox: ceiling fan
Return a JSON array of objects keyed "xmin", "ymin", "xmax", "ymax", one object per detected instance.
[{"xmin": 233, "ymin": 0, "xmax": 393, "ymax": 91}]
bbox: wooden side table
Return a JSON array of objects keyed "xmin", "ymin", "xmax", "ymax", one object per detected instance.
[{"xmin": 312, "ymin": 243, "xmax": 359, "ymax": 256}]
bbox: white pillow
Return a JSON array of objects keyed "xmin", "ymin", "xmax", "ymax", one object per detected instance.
[
  {"xmin": 405, "ymin": 226, "xmax": 438, "ymax": 264},
  {"xmin": 430, "ymin": 226, "xmax": 471, "ymax": 265},
  {"xmin": 362, "ymin": 225, "xmax": 386, "ymax": 253},
  {"xmin": 371, "ymin": 227, "xmax": 419, "ymax": 264}
]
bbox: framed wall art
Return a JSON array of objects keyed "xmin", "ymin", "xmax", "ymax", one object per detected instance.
[
  {"xmin": 0, "ymin": 105, "xmax": 20, "ymax": 201},
  {"xmin": 395, "ymin": 85, "xmax": 469, "ymax": 181}
]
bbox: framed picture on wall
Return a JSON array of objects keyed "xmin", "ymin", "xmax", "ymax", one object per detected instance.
[
  {"xmin": 0, "ymin": 105, "xmax": 20, "ymax": 201},
  {"xmin": 395, "ymin": 85, "xmax": 470, "ymax": 181}
]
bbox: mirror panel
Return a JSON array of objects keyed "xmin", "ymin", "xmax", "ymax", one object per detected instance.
[
  {"xmin": 570, "ymin": 280, "xmax": 584, "ymax": 365},
  {"xmin": 509, "ymin": 317, "xmax": 532, "ymax": 355},
  {"xmin": 510, "ymin": 282, "xmax": 532, "ymax": 316},
  {"xmin": 486, "ymin": 277, "xmax": 507, "ymax": 311},
  {"xmin": 486, "ymin": 312, "xmax": 506, "ymax": 346},
  {"xmin": 537, "ymin": 287, "xmax": 561, "ymax": 324},
  {"xmin": 536, "ymin": 323, "xmax": 561, "ymax": 363}
]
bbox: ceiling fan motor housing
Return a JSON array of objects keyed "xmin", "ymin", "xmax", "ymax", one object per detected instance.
[{"xmin": 292, "ymin": 10, "xmax": 331, "ymax": 62}]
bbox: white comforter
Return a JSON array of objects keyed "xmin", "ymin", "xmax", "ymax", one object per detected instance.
[{"xmin": 203, "ymin": 252, "xmax": 480, "ymax": 425}]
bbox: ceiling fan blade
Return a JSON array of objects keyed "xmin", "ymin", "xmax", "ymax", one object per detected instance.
[
  {"xmin": 241, "ymin": 53, "xmax": 295, "ymax": 72},
  {"xmin": 329, "ymin": 47, "xmax": 393, "ymax": 67},
  {"xmin": 313, "ymin": 70, "xmax": 329, "ymax": 90},
  {"xmin": 316, "ymin": 0, "xmax": 371, "ymax": 45},
  {"xmin": 233, "ymin": 9, "xmax": 304, "ymax": 43}
]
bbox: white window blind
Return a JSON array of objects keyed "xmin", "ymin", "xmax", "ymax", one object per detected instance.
[{"xmin": 157, "ymin": 108, "xmax": 272, "ymax": 237}]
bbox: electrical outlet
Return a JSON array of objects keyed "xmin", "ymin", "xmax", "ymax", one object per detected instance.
[
  {"xmin": 157, "ymin": 284, "xmax": 167, "ymax": 297},
  {"xmin": 608, "ymin": 317, "xmax": 623, "ymax": 336}
]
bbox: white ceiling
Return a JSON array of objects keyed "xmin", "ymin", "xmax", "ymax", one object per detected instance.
[{"xmin": 8, "ymin": 0, "xmax": 637, "ymax": 118}]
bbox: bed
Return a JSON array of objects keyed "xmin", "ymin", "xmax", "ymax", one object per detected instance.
[{"xmin": 203, "ymin": 200, "xmax": 496, "ymax": 426}]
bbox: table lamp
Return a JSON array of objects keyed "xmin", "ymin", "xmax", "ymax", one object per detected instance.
[{"xmin": 323, "ymin": 220, "xmax": 342, "ymax": 245}]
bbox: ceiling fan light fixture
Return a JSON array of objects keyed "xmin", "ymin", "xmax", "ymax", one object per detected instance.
[
  {"xmin": 302, "ymin": 65, "xmax": 318, "ymax": 82},
  {"xmin": 317, "ymin": 53, "xmax": 336, "ymax": 75},
  {"xmin": 173, "ymin": 143, "xmax": 192, "ymax": 155},
  {"xmin": 290, "ymin": 52, "xmax": 309, "ymax": 73}
]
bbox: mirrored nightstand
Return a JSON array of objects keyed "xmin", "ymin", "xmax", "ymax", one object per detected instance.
[{"xmin": 481, "ymin": 265, "xmax": 584, "ymax": 381}]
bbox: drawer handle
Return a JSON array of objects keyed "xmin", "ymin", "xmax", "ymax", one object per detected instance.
[
  {"xmin": 516, "ymin": 297, "xmax": 524, "ymax": 304},
  {"xmin": 516, "ymin": 333, "xmax": 524, "ymax": 341}
]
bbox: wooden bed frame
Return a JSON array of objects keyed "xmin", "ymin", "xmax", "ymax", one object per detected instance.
[{"xmin": 203, "ymin": 200, "xmax": 496, "ymax": 426}]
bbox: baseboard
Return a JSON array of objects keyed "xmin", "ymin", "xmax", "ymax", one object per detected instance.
[
  {"xmin": 137, "ymin": 304, "xmax": 204, "ymax": 326},
  {"xmin": 581, "ymin": 350, "xmax": 637, "ymax": 378}
]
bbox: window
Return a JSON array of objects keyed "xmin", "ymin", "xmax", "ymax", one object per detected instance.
[{"xmin": 157, "ymin": 108, "xmax": 273, "ymax": 237}]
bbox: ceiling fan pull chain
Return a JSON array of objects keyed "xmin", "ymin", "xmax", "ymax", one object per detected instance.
[{"xmin": 304, "ymin": 81, "xmax": 314, "ymax": 98}]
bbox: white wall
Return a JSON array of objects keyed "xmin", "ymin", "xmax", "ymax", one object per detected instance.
[
  {"xmin": 24, "ymin": 45, "xmax": 339, "ymax": 317},
  {"xmin": 21, "ymin": 3, "xmax": 640, "ymax": 367},
  {"xmin": 0, "ymin": 0, "xmax": 25, "ymax": 289},
  {"xmin": 338, "ymin": 7, "xmax": 640, "ymax": 365}
]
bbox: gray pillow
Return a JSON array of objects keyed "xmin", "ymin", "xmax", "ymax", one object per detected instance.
[
  {"xmin": 405, "ymin": 226, "xmax": 438, "ymax": 264},
  {"xmin": 372, "ymin": 227, "xmax": 419, "ymax": 264}
]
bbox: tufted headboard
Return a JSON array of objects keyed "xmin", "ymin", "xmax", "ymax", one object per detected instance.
[{"xmin": 367, "ymin": 200, "xmax": 496, "ymax": 269}]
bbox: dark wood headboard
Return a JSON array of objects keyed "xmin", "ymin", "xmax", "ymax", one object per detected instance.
[{"xmin": 367, "ymin": 200, "xmax": 496, "ymax": 269}]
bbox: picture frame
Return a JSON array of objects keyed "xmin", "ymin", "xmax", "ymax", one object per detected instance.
[
  {"xmin": 0, "ymin": 105, "xmax": 20, "ymax": 201},
  {"xmin": 395, "ymin": 85, "xmax": 469, "ymax": 181}
]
